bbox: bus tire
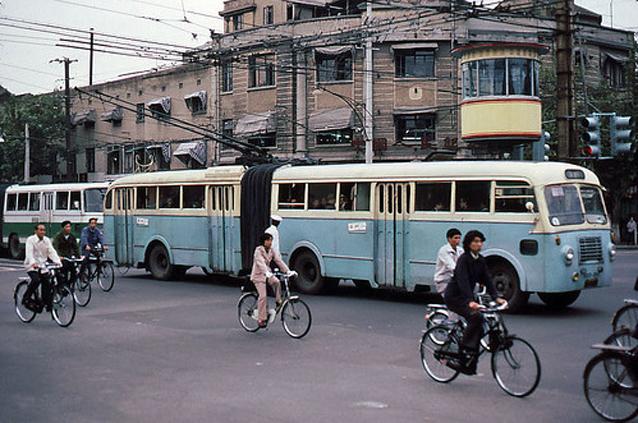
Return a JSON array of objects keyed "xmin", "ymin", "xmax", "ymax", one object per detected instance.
[
  {"xmin": 538, "ymin": 291, "xmax": 580, "ymax": 309},
  {"xmin": 291, "ymin": 251, "xmax": 325, "ymax": 295},
  {"xmin": 8, "ymin": 234, "xmax": 22, "ymax": 260},
  {"xmin": 148, "ymin": 243, "xmax": 174, "ymax": 280},
  {"xmin": 489, "ymin": 261, "xmax": 528, "ymax": 313}
]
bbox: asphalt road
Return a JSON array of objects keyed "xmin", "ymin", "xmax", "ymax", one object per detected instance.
[{"xmin": 1, "ymin": 252, "xmax": 637, "ymax": 423}]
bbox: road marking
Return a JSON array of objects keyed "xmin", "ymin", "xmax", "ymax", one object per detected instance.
[
  {"xmin": 0, "ymin": 266, "xmax": 21, "ymax": 272},
  {"xmin": 353, "ymin": 401, "xmax": 389, "ymax": 409}
]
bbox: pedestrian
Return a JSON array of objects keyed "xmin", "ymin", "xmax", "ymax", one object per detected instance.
[
  {"xmin": 433, "ymin": 228, "xmax": 463, "ymax": 295},
  {"xmin": 265, "ymin": 215, "xmax": 283, "ymax": 256},
  {"xmin": 627, "ymin": 217, "xmax": 637, "ymax": 246}
]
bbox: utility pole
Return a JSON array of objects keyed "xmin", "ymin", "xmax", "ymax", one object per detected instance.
[
  {"xmin": 89, "ymin": 27, "xmax": 94, "ymax": 85},
  {"xmin": 51, "ymin": 57, "xmax": 78, "ymax": 181},
  {"xmin": 363, "ymin": 1, "xmax": 374, "ymax": 164},
  {"xmin": 24, "ymin": 123, "xmax": 30, "ymax": 183},
  {"xmin": 555, "ymin": 0, "xmax": 576, "ymax": 158}
]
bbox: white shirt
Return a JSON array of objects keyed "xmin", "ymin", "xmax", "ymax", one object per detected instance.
[
  {"xmin": 628, "ymin": 219, "xmax": 637, "ymax": 233},
  {"xmin": 433, "ymin": 243, "xmax": 463, "ymax": 285},
  {"xmin": 24, "ymin": 234, "xmax": 61, "ymax": 271},
  {"xmin": 265, "ymin": 225, "xmax": 280, "ymax": 255}
]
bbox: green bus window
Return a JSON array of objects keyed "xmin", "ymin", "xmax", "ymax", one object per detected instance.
[
  {"xmin": 339, "ymin": 183, "xmax": 370, "ymax": 211},
  {"xmin": 278, "ymin": 183, "xmax": 305, "ymax": 209},
  {"xmin": 70, "ymin": 191, "xmax": 81, "ymax": 210},
  {"xmin": 159, "ymin": 186, "xmax": 180, "ymax": 209},
  {"xmin": 6, "ymin": 193, "xmax": 16, "ymax": 211},
  {"xmin": 183, "ymin": 185, "xmax": 205, "ymax": 209},
  {"xmin": 308, "ymin": 183, "xmax": 337, "ymax": 210},
  {"xmin": 137, "ymin": 187, "xmax": 157, "ymax": 209},
  {"xmin": 415, "ymin": 183, "xmax": 451, "ymax": 212},
  {"xmin": 17, "ymin": 193, "xmax": 28, "ymax": 211},
  {"xmin": 28, "ymin": 193, "xmax": 40, "ymax": 211},
  {"xmin": 456, "ymin": 181, "xmax": 490, "ymax": 212},
  {"xmin": 56, "ymin": 192, "xmax": 69, "ymax": 210},
  {"xmin": 495, "ymin": 181, "xmax": 536, "ymax": 213}
]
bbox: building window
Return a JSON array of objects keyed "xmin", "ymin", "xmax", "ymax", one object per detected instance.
[
  {"xmin": 264, "ymin": 6, "xmax": 274, "ymax": 25},
  {"xmin": 222, "ymin": 119, "xmax": 234, "ymax": 138},
  {"xmin": 178, "ymin": 82, "xmax": 183, "ymax": 89},
  {"xmin": 508, "ymin": 58, "xmax": 533, "ymax": 96},
  {"xmin": 463, "ymin": 58, "xmax": 539, "ymax": 98},
  {"xmin": 316, "ymin": 129, "xmax": 353, "ymax": 145},
  {"xmin": 479, "ymin": 59, "xmax": 506, "ymax": 96},
  {"xmin": 316, "ymin": 51, "xmax": 352, "ymax": 82},
  {"xmin": 161, "ymin": 85, "xmax": 166, "ymax": 92},
  {"xmin": 232, "ymin": 14, "xmax": 243, "ymax": 31},
  {"xmin": 395, "ymin": 114, "xmax": 435, "ymax": 144},
  {"xmin": 197, "ymin": 79, "xmax": 202, "ymax": 86},
  {"xmin": 185, "ymin": 94, "xmax": 206, "ymax": 114},
  {"xmin": 603, "ymin": 59, "xmax": 625, "ymax": 88},
  {"xmin": 286, "ymin": 4, "xmax": 294, "ymax": 21},
  {"xmin": 85, "ymin": 147, "xmax": 95, "ymax": 173},
  {"xmin": 136, "ymin": 103, "xmax": 145, "ymax": 123},
  {"xmin": 138, "ymin": 89, "xmax": 143, "ymax": 96},
  {"xmin": 224, "ymin": 17, "xmax": 230, "ymax": 32},
  {"xmin": 395, "ymin": 49, "xmax": 435, "ymax": 78},
  {"xmin": 248, "ymin": 133, "xmax": 276, "ymax": 148},
  {"xmin": 126, "ymin": 92, "xmax": 131, "ymax": 98},
  {"xmin": 107, "ymin": 149, "xmax": 120, "ymax": 175},
  {"xmin": 222, "ymin": 61, "xmax": 233, "ymax": 92},
  {"xmin": 248, "ymin": 55, "xmax": 275, "ymax": 88}
]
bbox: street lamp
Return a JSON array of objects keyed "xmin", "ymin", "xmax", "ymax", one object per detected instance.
[{"xmin": 311, "ymin": 85, "xmax": 372, "ymax": 164}]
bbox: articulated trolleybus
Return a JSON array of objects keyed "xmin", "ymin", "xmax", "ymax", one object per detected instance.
[{"xmin": 104, "ymin": 161, "xmax": 614, "ymax": 312}]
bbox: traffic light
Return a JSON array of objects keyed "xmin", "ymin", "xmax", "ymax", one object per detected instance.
[
  {"xmin": 610, "ymin": 115, "xmax": 634, "ymax": 156},
  {"xmin": 580, "ymin": 115, "xmax": 601, "ymax": 157},
  {"xmin": 533, "ymin": 130, "xmax": 551, "ymax": 161}
]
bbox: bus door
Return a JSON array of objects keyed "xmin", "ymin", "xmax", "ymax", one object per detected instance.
[
  {"xmin": 375, "ymin": 183, "xmax": 410, "ymax": 288},
  {"xmin": 40, "ymin": 192, "xmax": 54, "ymax": 233},
  {"xmin": 113, "ymin": 188, "xmax": 134, "ymax": 266},
  {"xmin": 208, "ymin": 185, "xmax": 234, "ymax": 272}
]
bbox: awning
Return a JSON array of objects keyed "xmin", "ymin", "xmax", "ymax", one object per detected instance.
[
  {"xmin": 184, "ymin": 91, "xmax": 207, "ymax": 109},
  {"xmin": 173, "ymin": 141, "xmax": 206, "ymax": 166},
  {"xmin": 393, "ymin": 107, "xmax": 437, "ymax": 115},
  {"xmin": 71, "ymin": 109, "xmax": 96, "ymax": 126},
  {"xmin": 308, "ymin": 107, "xmax": 356, "ymax": 132},
  {"xmin": 147, "ymin": 97, "xmax": 171, "ymax": 114},
  {"xmin": 315, "ymin": 45, "xmax": 353, "ymax": 56},
  {"xmin": 391, "ymin": 42, "xmax": 439, "ymax": 51},
  {"xmin": 147, "ymin": 143, "xmax": 171, "ymax": 162},
  {"xmin": 100, "ymin": 107, "xmax": 123, "ymax": 122},
  {"xmin": 234, "ymin": 111, "xmax": 277, "ymax": 136},
  {"xmin": 602, "ymin": 51, "xmax": 629, "ymax": 63},
  {"xmin": 286, "ymin": 0, "xmax": 333, "ymax": 7}
]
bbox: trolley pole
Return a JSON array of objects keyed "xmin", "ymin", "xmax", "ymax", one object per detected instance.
[
  {"xmin": 89, "ymin": 27, "xmax": 94, "ymax": 86},
  {"xmin": 51, "ymin": 57, "xmax": 78, "ymax": 181},
  {"xmin": 555, "ymin": 0, "xmax": 576, "ymax": 159},
  {"xmin": 24, "ymin": 123, "xmax": 30, "ymax": 183}
]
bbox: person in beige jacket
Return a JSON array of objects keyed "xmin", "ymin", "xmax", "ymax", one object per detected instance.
[{"xmin": 250, "ymin": 233, "xmax": 297, "ymax": 327}]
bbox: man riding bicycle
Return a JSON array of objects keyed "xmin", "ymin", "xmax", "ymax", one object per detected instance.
[
  {"xmin": 23, "ymin": 223, "xmax": 62, "ymax": 311},
  {"xmin": 80, "ymin": 217, "xmax": 107, "ymax": 260},
  {"xmin": 444, "ymin": 230, "xmax": 507, "ymax": 375},
  {"xmin": 53, "ymin": 220, "xmax": 81, "ymax": 287}
]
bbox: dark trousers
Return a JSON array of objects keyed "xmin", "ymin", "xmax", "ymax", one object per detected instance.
[
  {"xmin": 24, "ymin": 271, "xmax": 51, "ymax": 308},
  {"xmin": 448, "ymin": 302, "xmax": 485, "ymax": 352},
  {"xmin": 60, "ymin": 261, "xmax": 77, "ymax": 286}
]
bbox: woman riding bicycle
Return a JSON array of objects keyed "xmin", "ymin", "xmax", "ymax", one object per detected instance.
[
  {"xmin": 444, "ymin": 230, "xmax": 507, "ymax": 375},
  {"xmin": 250, "ymin": 233, "xmax": 297, "ymax": 328}
]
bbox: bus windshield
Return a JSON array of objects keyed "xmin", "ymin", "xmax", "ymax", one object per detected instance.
[
  {"xmin": 84, "ymin": 188, "xmax": 106, "ymax": 213},
  {"xmin": 544, "ymin": 184, "xmax": 607, "ymax": 226}
]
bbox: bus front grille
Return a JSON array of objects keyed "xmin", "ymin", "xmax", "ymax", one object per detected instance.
[{"xmin": 579, "ymin": 237, "xmax": 603, "ymax": 264}]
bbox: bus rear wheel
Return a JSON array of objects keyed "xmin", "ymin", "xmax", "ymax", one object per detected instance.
[
  {"xmin": 148, "ymin": 244, "xmax": 174, "ymax": 280},
  {"xmin": 292, "ymin": 251, "xmax": 325, "ymax": 295},
  {"xmin": 538, "ymin": 291, "xmax": 580, "ymax": 309},
  {"xmin": 8, "ymin": 234, "xmax": 22, "ymax": 260},
  {"xmin": 490, "ymin": 261, "xmax": 529, "ymax": 313}
]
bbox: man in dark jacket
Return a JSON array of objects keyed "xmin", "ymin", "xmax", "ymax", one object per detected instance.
[
  {"xmin": 444, "ymin": 230, "xmax": 507, "ymax": 375},
  {"xmin": 52, "ymin": 220, "xmax": 81, "ymax": 286}
]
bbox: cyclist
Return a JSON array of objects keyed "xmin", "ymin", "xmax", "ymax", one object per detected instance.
[
  {"xmin": 80, "ymin": 217, "xmax": 107, "ymax": 257},
  {"xmin": 23, "ymin": 223, "xmax": 62, "ymax": 311},
  {"xmin": 250, "ymin": 233, "xmax": 296, "ymax": 328},
  {"xmin": 433, "ymin": 228, "xmax": 463, "ymax": 295},
  {"xmin": 264, "ymin": 215, "xmax": 283, "ymax": 256},
  {"xmin": 52, "ymin": 220, "xmax": 81, "ymax": 287},
  {"xmin": 444, "ymin": 230, "xmax": 507, "ymax": 375}
]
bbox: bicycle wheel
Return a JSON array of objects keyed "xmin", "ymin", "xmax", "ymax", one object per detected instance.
[
  {"xmin": 281, "ymin": 298, "xmax": 312, "ymax": 339},
  {"xmin": 584, "ymin": 352, "xmax": 638, "ymax": 422},
  {"xmin": 491, "ymin": 336, "xmax": 541, "ymax": 397},
  {"xmin": 605, "ymin": 328, "xmax": 636, "ymax": 351},
  {"xmin": 420, "ymin": 325, "xmax": 460, "ymax": 383},
  {"xmin": 237, "ymin": 293, "xmax": 260, "ymax": 332},
  {"xmin": 98, "ymin": 262, "xmax": 115, "ymax": 292},
  {"xmin": 612, "ymin": 304, "xmax": 638, "ymax": 344},
  {"xmin": 14, "ymin": 281, "xmax": 37, "ymax": 323},
  {"xmin": 73, "ymin": 274, "xmax": 92, "ymax": 307},
  {"xmin": 51, "ymin": 286, "xmax": 76, "ymax": 327}
]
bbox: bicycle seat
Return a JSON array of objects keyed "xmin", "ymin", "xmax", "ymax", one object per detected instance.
[
  {"xmin": 592, "ymin": 343, "xmax": 634, "ymax": 352},
  {"xmin": 427, "ymin": 304, "xmax": 448, "ymax": 310}
]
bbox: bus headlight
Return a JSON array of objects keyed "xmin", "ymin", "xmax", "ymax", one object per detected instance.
[
  {"xmin": 609, "ymin": 243, "xmax": 617, "ymax": 261},
  {"xmin": 562, "ymin": 246, "xmax": 575, "ymax": 265}
]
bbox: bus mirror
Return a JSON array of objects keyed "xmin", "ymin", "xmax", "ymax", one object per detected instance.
[{"xmin": 525, "ymin": 202, "xmax": 535, "ymax": 213}]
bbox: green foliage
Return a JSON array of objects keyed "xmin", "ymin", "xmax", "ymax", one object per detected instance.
[{"xmin": 0, "ymin": 93, "xmax": 66, "ymax": 182}]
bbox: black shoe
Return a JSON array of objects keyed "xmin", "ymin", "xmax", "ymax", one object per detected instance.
[{"xmin": 446, "ymin": 358, "xmax": 477, "ymax": 375}]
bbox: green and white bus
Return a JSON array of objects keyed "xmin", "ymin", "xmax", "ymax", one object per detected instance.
[{"xmin": 1, "ymin": 182, "xmax": 109, "ymax": 259}]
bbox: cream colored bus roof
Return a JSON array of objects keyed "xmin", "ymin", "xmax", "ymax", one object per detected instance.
[
  {"xmin": 109, "ymin": 166, "xmax": 245, "ymax": 187},
  {"xmin": 6, "ymin": 182, "xmax": 109, "ymax": 193}
]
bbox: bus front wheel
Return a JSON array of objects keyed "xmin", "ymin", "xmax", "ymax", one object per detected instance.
[
  {"xmin": 8, "ymin": 234, "xmax": 22, "ymax": 260},
  {"xmin": 148, "ymin": 244, "xmax": 174, "ymax": 280},
  {"xmin": 490, "ymin": 261, "xmax": 529, "ymax": 313},
  {"xmin": 292, "ymin": 251, "xmax": 325, "ymax": 295},
  {"xmin": 538, "ymin": 291, "xmax": 580, "ymax": 309}
]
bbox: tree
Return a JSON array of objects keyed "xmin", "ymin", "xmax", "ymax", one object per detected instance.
[{"xmin": 0, "ymin": 93, "xmax": 66, "ymax": 182}]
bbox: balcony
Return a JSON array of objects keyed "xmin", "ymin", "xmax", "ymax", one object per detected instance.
[{"xmin": 220, "ymin": 0, "xmax": 256, "ymax": 16}]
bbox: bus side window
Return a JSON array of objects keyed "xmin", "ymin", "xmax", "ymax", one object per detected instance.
[
  {"xmin": 378, "ymin": 184, "xmax": 384, "ymax": 213},
  {"xmin": 105, "ymin": 191, "xmax": 112, "ymax": 210},
  {"xmin": 415, "ymin": 183, "xmax": 451, "ymax": 212},
  {"xmin": 339, "ymin": 183, "xmax": 370, "ymax": 212},
  {"xmin": 70, "ymin": 191, "xmax": 81, "ymax": 211},
  {"xmin": 6, "ymin": 193, "xmax": 17, "ymax": 211},
  {"xmin": 183, "ymin": 185, "xmax": 205, "ymax": 209},
  {"xmin": 29, "ymin": 193, "xmax": 41, "ymax": 211},
  {"xmin": 17, "ymin": 193, "xmax": 28, "ymax": 211},
  {"xmin": 137, "ymin": 187, "xmax": 157, "ymax": 209},
  {"xmin": 56, "ymin": 192, "xmax": 69, "ymax": 210},
  {"xmin": 494, "ymin": 181, "xmax": 536, "ymax": 213},
  {"xmin": 159, "ymin": 186, "xmax": 180, "ymax": 209},
  {"xmin": 278, "ymin": 183, "xmax": 305, "ymax": 209},
  {"xmin": 456, "ymin": 181, "xmax": 490, "ymax": 212},
  {"xmin": 308, "ymin": 183, "xmax": 337, "ymax": 210}
]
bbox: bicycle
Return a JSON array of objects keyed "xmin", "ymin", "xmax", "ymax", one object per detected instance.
[
  {"xmin": 237, "ymin": 272, "xmax": 312, "ymax": 339},
  {"xmin": 583, "ymin": 342, "xmax": 638, "ymax": 421},
  {"xmin": 14, "ymin": 262, "xmax": 77, "ymax": 327},
  {"xmin": 62, "ymin": 257, "xmax": 92, "ymax": 307},
  {"xmin": 82, "ymin": 244, "xmax": 115, "ymax": 292},
  {"xmin": 420, "ymin": 302, "xmax": 541, "ymax": 397}
]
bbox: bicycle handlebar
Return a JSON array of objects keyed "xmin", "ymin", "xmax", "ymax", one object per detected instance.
[{"xmin": 478, "ymin": 302, "xmax": 509, "ymax": 313}]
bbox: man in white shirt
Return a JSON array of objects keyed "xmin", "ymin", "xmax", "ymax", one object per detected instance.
[
  {"xmin": 23, "ymin": 223, "xmax": 62, "ymax": 311},
  {"xmin": 433, "ymin": 228, "xmax": 463, "ymax": 295},
  {"xmin": 265, "ymin": 215, "xmax": 283, "ymax": 256}
]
